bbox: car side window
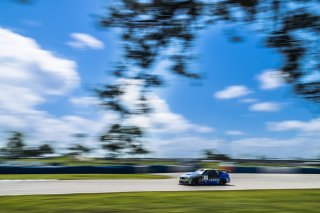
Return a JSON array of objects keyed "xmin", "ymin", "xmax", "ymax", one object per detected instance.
[
  {"xmin": 208, "ymin": 170, "xmax": 218, "ymax": 178},
  {"xmin": 202, "ymin": 170, "xmax": 208, "ymax": 175}
]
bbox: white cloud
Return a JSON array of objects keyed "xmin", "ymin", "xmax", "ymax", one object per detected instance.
[
  {"xmin": 30, "ymin": 112, "xmax": 117, "ymax": 145},
  {"xmin": 225, "ymin": 130, "xmax": 245, "ymax": 136},
  {"xmin": 150, "ymin": 134, "xmax": 320, "ymax": 159},
  {"xmin": 127, "ymin": 93, "xmax": 213, "ymax": 134},
  {"xmin": 0, "ymin": 85, "xmax": 44, "ymax": 113},
  {"xmin": 0, "ymin": 27, "xmax": 79, "ymax": 96},
  {"xmin": 239, "ymin": 98, "xmax": 258, "ymax": 103},
  {"xmin": 257, "ymin": 70, "xmax": 285, "ymax": 90},
  {"xmin": 0, "ymin": 109, "xmax": 118, "ymax": 152},
  {"xmin": 0, "ymin": 28, "xmax": 103, "ymax": 149},
  {"xmin": 231, "ymin": 136, "xmax": 320, "ymax": 159},
  {"xmin": 214, "ymin": 85, "xmax": 252, "ymax": 99},
  {"xmin": 267, "ymin": 118, "xmax": 320, "ymax": 133},
  {"xmin": 0, "ymin": 114, "xmax": 25, "ymax": 129},
  {"xmin": 301, "ymin": 71, "xmax": 320, "ymax": 83},
  {"xmin": 250, "ymin": 102, "xmax": 281, "ymax": 112},
  {"xmin": 67, "ymin": 33, "xmax": 104, "ymax": 49},
  {"xmin": 0, "ymin": 27, "xmax": 80, "ymax": 114},
  {"xmin": 118, "ymin": 79, "xmax": 214, "ymax": 134},
  {"xmin": 150, "ymin": 136, "xmax": 226, "ymax": 158},
  {"xmin": 70, "ymin": 96, "xmax": 100, "ymax": 107}
]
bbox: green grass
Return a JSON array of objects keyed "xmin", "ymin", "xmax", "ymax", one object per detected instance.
[
  {"xmin": 200, "ymin": 162, "xmax": 220, "ymax": 168},
  {"xmin": 0, "ymin": 189, "xmax": 319, "ymax": 212},
  {"xmin": 0, "ymin": 174, "xmax": 169, "ymax": 180}
]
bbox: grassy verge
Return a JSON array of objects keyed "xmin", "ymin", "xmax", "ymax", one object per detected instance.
[
  {"xmin": 0, "ymin": 189, "xmax": 319, "ymax": 212},
  {"xmin": 0, "ymin": 174, "xmax": 169, "ymax": 180}
]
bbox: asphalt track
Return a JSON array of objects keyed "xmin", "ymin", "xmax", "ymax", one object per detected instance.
[{"xmin": 1, "ymin": 173, "xmax": 320, "ymax": 196}]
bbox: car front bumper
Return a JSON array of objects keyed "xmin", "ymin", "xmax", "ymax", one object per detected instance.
[{"xmin": 179, "ymin": 177, "xmax": 190, "ymax": 185}]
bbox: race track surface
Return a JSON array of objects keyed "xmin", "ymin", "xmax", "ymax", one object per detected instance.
[{"xmin": 1, "ymin": 173, "xmax": 320, "ymax": 196}]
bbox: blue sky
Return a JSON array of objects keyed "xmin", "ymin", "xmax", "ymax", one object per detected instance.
[{"xmin": 0, "ymin": 0, "xmax": 320, "ymax": 159}]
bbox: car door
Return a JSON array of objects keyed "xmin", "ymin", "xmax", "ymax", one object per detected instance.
[
  {"xmin": 207, "ymin": 170, "xmax": 219, "ymax": 184},
  {"xmin": 202, "ymin": 170, "xmax": 209, "ymax": 183}
]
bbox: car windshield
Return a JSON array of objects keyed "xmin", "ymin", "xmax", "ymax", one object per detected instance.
[{"xmin": 194, "ymin": 169, "xmax": 205, "ymax": 174}]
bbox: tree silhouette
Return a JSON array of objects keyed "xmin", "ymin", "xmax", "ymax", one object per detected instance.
[
  {"xmin": 99, "ymin": 0, "xmax": 320, "ymax": 104},
  {"xmin": 1, "ymin": 137, "xmax": 55, "ymax": 158},
  {"xmin": 21, "ymin": 144, "xmax": 54, "ymax": 158},
  {"xmin": 68, "ymin": 144, "xmax": 91, "ymax": 157},
  {"xmin": 38, "ymin": 144, "xmax": 54, "ymax": 155},
  {"xmin": 2, "ymin": 131, "xmax": 26, "ymax": 158},
  {"xmin": 100, "ymin": 124, "xmax": 148, "ymax": 158},
  {"xmin": 203, "ymin": 149, "xmax": 229, "ymax": 160}
]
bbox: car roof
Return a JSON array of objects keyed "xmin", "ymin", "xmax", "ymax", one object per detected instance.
[{"xmin": 199, "ymin": 168, "xmax": 218, "ymax": 171}]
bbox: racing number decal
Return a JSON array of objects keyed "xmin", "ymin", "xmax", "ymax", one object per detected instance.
[{"xmin": 203, "ymin": 175, "xmax": 208, "ymax": 181}]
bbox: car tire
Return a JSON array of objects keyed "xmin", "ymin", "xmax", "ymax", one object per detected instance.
[
  {"xmin": 191, "ymin": 178, "xmax": 199, "ymax": 186},
  {"xmin": 219, "ymin": 179, "xmax": 226, "ymax": 185}
]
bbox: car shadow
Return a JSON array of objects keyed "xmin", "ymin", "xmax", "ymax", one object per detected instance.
[{"xmin": 180, "ymin": 184, "xmax": 235, "ymax": 187}]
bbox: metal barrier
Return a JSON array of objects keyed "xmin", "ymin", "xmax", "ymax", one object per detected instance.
[{"xmin": 0, "ymin": 165, "xmax": 195, "ymax": 174}]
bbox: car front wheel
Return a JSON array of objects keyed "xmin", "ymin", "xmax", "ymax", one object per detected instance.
[
  {"xmin": 219, "ymin": 179, "xmax": 226, "ymax": 185},
  {"xmin": 190, "ymin": 178, "xmax": 199, "ymax": 186}
]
